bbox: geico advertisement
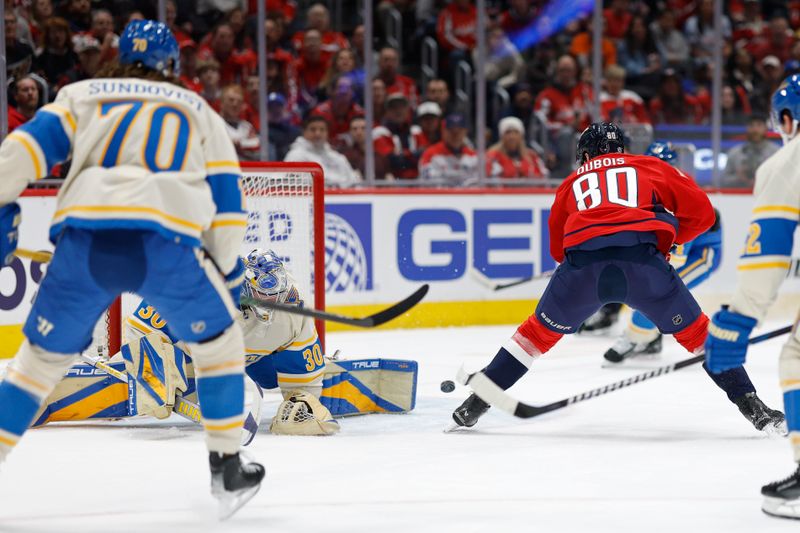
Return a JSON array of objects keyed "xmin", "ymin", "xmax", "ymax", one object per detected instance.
[{"xmin": 4, "ymin": 192, "xmax": 800, "ymax": 326}]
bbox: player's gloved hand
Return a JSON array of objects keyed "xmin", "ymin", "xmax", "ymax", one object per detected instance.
[
  {"xmin": 0, "ymin": 202, "xmax": 21, "ymax": 266},
  {"xmin": 224, "ymin": 257, "xmax": 246, "ymax": 307},
  {"xmin": 704, "ymin": 306, "xmax": 757, "ymax": 374}
]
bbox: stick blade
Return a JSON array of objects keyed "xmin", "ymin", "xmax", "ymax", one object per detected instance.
[{"xmin": 363, "ymin": 284, "xmax": 429, "ymax": 326}]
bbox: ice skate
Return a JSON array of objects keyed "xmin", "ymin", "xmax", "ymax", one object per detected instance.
[
  {"xmin": 734, "ymin": 393, "xmax": 787, "ymax": 435},
  {"xmin": 603, "ymin": 334, "xmax": 662, "ymax": 364},
  {"xmin": 210, "ymin": 452, "xmax": 266, "ymax": 520},
  {"xmin": 451, "ymin": 393, "xmax": 490, "ymax": 429},
  {"xmin": 578, "ymin": 304, "xmax": 622, "ymax": 335},
  {"xmin": 762, "ymin": 464, "xmax": 800, "ymax": 519}
]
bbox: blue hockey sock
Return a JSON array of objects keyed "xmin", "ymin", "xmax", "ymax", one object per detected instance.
[
  {"xmin": 483, "ymin": 347, "xmax": 528, "ymax": 390},
  {"xmin": 0, "ymin": 381, "xmax": 42, "ymax": 454},
  {"xmin": 786, "ymin": 390, "xmax": 800, "ymax": 433},
  {"xmin": 702, "ymin": 362, "xmax": 756, "ymax": 403}
]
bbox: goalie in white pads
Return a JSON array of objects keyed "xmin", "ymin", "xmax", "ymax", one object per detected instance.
[{"xmin": 125, "ymin": 248, "xmax": 340, "ymax": 436}]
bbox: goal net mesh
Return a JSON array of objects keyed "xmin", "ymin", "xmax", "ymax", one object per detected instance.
[{"xmin": 84, "ymin": 165, "xmax": 322, "ymax": 359}]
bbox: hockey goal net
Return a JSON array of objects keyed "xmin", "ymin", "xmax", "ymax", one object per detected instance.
[{"xmin": 88, "ymin": 161, "xmax": 326, "ymax": 357}]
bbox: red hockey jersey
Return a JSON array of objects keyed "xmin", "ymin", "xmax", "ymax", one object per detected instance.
[{"xmin": 548, "ymin": 154, "xmax": 714, "ymax": 263}]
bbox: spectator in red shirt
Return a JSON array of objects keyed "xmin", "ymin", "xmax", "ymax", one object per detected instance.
[
  {"xmin": 198, "ymin": 23, "xmax": 255, "ymax": 86},
  {"xmin": 648, "ymin": 69, "xmax": 704, "ymax": 124},
  {"xmin": 748, "ymin": 16, "xmax": 795, "ymax": 63},
  {"xmin": 486, "ymin": 117, "xmax": 548, "ymax": 180},
  {"xmin": 499, "ymin": 0, "xmax": 537, "ymax": 35},
  {"xmin": 419, "ymin": 113, "xmax": 479, "ymax": 184},
  {"xmin": 603, "ymin": 0, "xmax": 632, "ymax": 41},
  {"xmin": 373, "ymin": 93, "xmax": 419, "ymax": 179},
  {"xmin": 732, "ymin": 0, "xmax": 766, "ymax": 44},
  {"xmin": 436, "ymin": 0, "xmax": 477, "ymax": 53},
  {"xmin": 179, "ymin": 39, "xmax": 202, "ymax": 93},
  {"xmin": 7, "ymin": 76, "xmax": 42, "ymax": 132},
  {"xmin": 292, "ymin": 29, "xmax": 330, "ymax": 111},
  {"xmin": 311, "ymin": 76, "xmax": 365, "ymax": 146},
  {"xmin": 165, "ymin": 0, "xmax": 192, "ymax": 44},
  {"xmin": 377, "ymin": 47, "xmax": 419, "ymax": 109},
  {"xmin": 412, "ymin": 101, "xmax": 442, "ymax": 153},
  {"xmin": 291, "ymin": 3, "xmax": 348, "ymax": 63},
  {"xmin": 534, "ymin": 54, "xmax": 593, "ymax": 134},
  {"xmin": 599, "ymin": 65, "xmax": 650, "ymax": 125}
]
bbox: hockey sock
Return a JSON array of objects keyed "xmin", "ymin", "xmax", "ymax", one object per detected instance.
[
  {"xmin": 483, "ymin": 347, "xmax": 529, "ymax": 390},
  {"xmin": 189, "ymin": 324, "xmax": 246, "ymax": 455},
  {"xmin": 628, "ymin": 310, "xmax": 660, "ymax": 344},
  {"xmin": 785, "ymin": 390, "xmax": 800, "ymax": 462},
  {"xmin": 0, "ymin": 341, "xmax": 77, "ymax": 461},
  {"xmin": 701, "ymin": 363, "xmax": 756, "ymax": 403}
]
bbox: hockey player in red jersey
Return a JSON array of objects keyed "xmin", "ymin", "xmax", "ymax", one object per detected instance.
[{"xmin": 452, "ymin": 122, "xmax": 716, "ymax": 428}]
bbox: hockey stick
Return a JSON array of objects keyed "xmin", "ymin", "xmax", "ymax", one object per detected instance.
[
  {"xmin": 79, "ymin": 353, "xmax": 202, "ymax": 423},
  {"xmin": 469, "ymin": 268, "xmax": 554, "ymax": 291},
  {"xmin": 457, "ymin": 324, "xmax": 793, "ymax": 419},
  {"xmin": 240, "ymin": 284, "xmax": 429, "ymax": 327}
]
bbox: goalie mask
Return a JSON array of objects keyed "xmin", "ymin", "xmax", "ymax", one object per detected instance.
[{"xmin": 242, "ymin": 249, "xmax": 300, "ymax": 325}]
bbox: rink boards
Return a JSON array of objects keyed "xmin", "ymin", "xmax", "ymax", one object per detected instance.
[{"xmin": 2, "ymin": 188, "xmax": 799, "ymax": 356}]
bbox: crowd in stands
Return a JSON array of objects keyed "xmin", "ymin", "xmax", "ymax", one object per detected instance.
[{"xmin": 4, "ymin": 0, "xmax": 798, "ymax": 187}]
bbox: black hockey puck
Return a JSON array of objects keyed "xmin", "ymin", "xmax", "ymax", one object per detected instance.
[{"xmin": 440, "ymin": 380, "xmax": 455, "ymax": 393}]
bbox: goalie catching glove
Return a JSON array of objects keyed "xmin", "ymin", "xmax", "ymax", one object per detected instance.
[{"xmin": 270, "ymin": 389, "xmax": 340, "ymax": 436}]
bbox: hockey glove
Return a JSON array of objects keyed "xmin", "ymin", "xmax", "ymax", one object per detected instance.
[
  {"xmin": 0, "ymin": 202, "xmax": 21, "ymax": 266},
  {"xmin": 225, "ymin": 256, "xmax": 246, "ymax": 307},
  {"xmin": 705, "ymin": 306, "xmax": 757, "ymax": 374}
]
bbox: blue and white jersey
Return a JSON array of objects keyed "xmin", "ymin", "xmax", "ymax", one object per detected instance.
[
  {"xmin": 670, "ymin": 210, "xmax": 722, "ymax": 288},
  {"xmin": 731, "ymin": 135, "xmax": 800, "ymax": 322},
  {"xmin": 0, "ymin": 78, "xmax": 247, "ymax": 276}
]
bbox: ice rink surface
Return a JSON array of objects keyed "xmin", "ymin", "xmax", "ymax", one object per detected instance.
[{"xmin": 1, "ymin": 323, "xmax": 798, "ymax": 533}]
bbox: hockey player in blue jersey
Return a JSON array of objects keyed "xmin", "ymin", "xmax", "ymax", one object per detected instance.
[
  {"xmin": 706, "ymin": 76, "xmax": 800, "ymax": 519},
  {"xmin": 0, "ymin": 20, "xmax": 263, "ymax": 518},
  {"xmin": 602, "ymin": 142, "xmax": 785, "ymax": 434}
]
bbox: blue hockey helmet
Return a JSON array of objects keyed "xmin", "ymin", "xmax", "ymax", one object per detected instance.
[
  {"xmin": 119, "ymin": 20, "xmax": 180, "ymax": 76},
  {"xmin": 242, "ymin": 249, "xmax": 299, "ymax": 324},
  {"xmin": 771, "ymin": 74, "xmax": 800, "ymax": 144},
  {"xmin": 644, "ymin": 141, "xmax": 677, "ymax": 164},
  {"xmin": 576, "ymin": 122, "xmax": 625, "ymax": 163}
]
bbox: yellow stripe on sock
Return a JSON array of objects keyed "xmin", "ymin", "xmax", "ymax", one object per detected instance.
[
  {"xmin": 196, "ymin": 360, "xmax": 244, "ymax": 374},
  {"xmin": 204, "ymin": 420, "xmax": 243, "ymax": 431},
  {"xmin": 0, "ymin": 434, "xmax": 18, "ymax": 447},
  {"xmin": 7, "ymin": 368, "xmax": 50, "ymax": 395}
]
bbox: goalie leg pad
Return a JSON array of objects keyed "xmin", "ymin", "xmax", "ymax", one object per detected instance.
[
  {"xmin": 320, "ymin": 359, "xmax": 418, "ymax": 417},
  {"xmin": 270, "ymin": 389, "xmax": 340, "ymax": 436},
  {"xmin": 122, "ymin": 333, "xmax": 189, "ymax": 420}
]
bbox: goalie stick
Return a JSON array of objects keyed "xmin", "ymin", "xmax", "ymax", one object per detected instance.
[
  {"xmin": 469, "ymin": 268, "xmax": 554, "ymax": 291},
  {"xmin": 240, "ymin": 284, "xmax": 429, "ymax": 327},
  {"xmin": 456, "ymin": 324, "xmax": 793, "ymax": 419}
]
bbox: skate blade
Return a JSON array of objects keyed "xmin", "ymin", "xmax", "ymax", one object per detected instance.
[
  {"xmin": 762, "ymin": 420, "xmax": 789, "ymax": 438},
  {"xmin": 216, "ymin": 483, "xmax": 262, "ymax": 521},
  {"xmin": 762, "ymin": 496, "xmax": 800, "ymax": 520},
  {"xmin": 443, "ymin": 422, "xmax": 468, "ymax": 433}
]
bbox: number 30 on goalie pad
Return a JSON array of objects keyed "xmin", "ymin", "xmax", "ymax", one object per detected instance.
[{"xmin": 320, "ymin": 359, "xmax": 418, "ymax": 417}]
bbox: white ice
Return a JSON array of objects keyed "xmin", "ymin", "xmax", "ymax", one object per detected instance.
[{"xmin": 1, "ymin": 324, "xmax": 798, "ymax": 533}]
